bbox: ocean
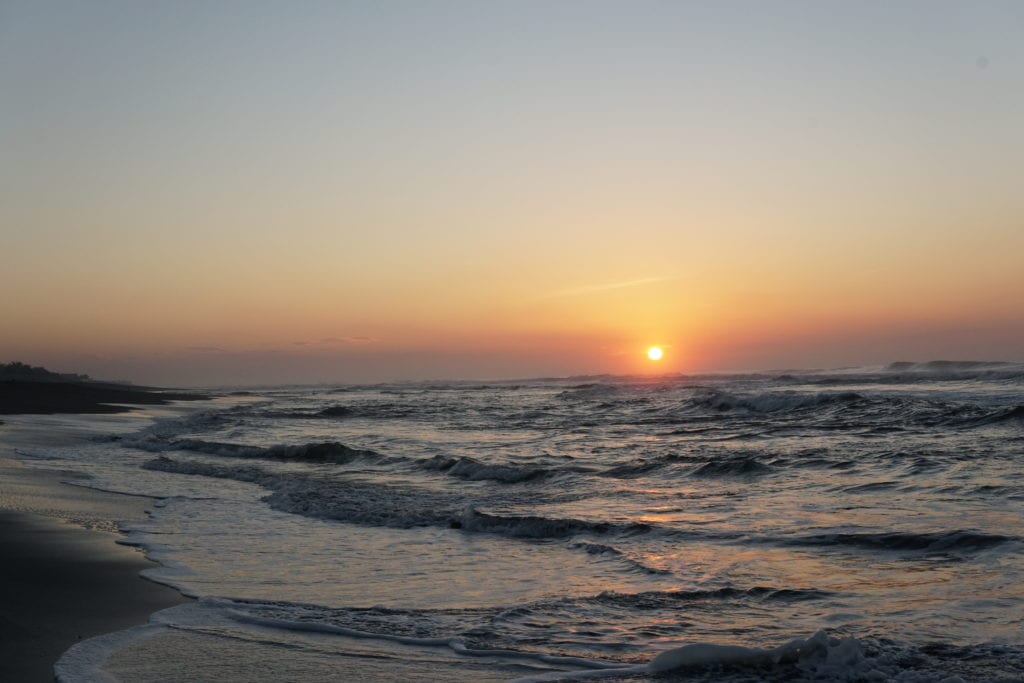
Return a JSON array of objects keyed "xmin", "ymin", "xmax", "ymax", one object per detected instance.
[{"xmin": 16, "ymin": 362, "xmax": 1024, "ymax": 681}]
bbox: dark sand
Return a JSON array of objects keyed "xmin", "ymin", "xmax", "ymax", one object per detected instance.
[
  {"xmin": 0, "ymin": 512, "xmax": 186, "ymax": 682},
  {"xmin": 0, "ymin": 409, "xmax": 201, "ymax": 681},
  {"xmin": 0, "ymin": 380, "xmax": 208, "ymax": 415}
]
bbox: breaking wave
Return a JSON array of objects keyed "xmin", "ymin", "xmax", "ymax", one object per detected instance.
[
  {"xmin": 960, "ymin": 404, "xmax": 1024, "ymax": 427},
  {"xmin": 556, "ymin": 384, "xmax": 621, "ymax": 402},
  {"xmin": 688, "ymin": 389, "xmax": 865, "ymax": 413},
  {"xmin": 134, "ymin": 437, "xmax": 382, "ymax": 465},
  {"xmin": 143, "ymin": 457, "xmax": 660, "ymax": 543},
  {"xmin": 691, "ymin": 455, "xmax": 773, "ymax": 477},
  {"xmin": 317, "ymin": 405, "xmax": 355, "ymax": 418},
  {"xmin": 457, "ymin": 508, "xmax": 653, "ymax": 539},
  {"xmin": 419, "ymin": 455, "xmax": 555, "ymax": 483},
  {"xmin": 598, "ymin": 453, "xmax": 772, "ymax": 479}
]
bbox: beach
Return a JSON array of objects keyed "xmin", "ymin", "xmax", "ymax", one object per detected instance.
[
  {"xmin": 0, "ymin": 410, "xmax": 193, "ymax": 681},
  {"xmin": 0, "ymin": 509, "xmax": 185, "ymax": 681}
]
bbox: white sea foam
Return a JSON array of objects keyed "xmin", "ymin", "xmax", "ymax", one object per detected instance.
[
  {"xmin": 511, "ymin": 630, "xmax": 987, "ymax": 682},
  {"xmin": 55, "ymin": 623, "xmax": 166, "ymax": 683}
]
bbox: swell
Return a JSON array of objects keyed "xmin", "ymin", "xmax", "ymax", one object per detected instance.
[
  {"xmin": 571, "ymin": 542, "xmax": 671, "ymax": 575},
  {"xmin": 213, "ymin": 584, "xmax": 834, "ymax": 652},
  {"xmin": 583, "ymin": 586, "xmax": 833, "ymax": 609},
  {"xmin": 63, "ymin": 597, "xmax": 1024, "ymax": 683},
  {"xmin": 173, "ymin": 594, "xmax": 996, "ymax": 683},
  {"xmin": 413, "ymin": 454, "xmax": 598, "ymax": 485},
  {"xmin": 784, "ymin": 530, "xmax": 1017, "ymax": 554},
  {"xmin": 686, "ymin": 389, "xmax": 865, "ymax": 414},
  {"xmin": 958, "ymin": 404, "xmax": 1024, "ymax": 427},
  {"xmin": 690, "ymin": 455, "xmax": 773, "ymax": 477},
  {"xmin": 141, "ymin": 456, "xmax": 669, "ymax": 543},
  {"xmin": 265, "ymin": 405, "xmax": 397, "ymax": 419},
  {"xmin": 132, "ymin": 437, "xmax": 383, "ymax": 465},
  {"xmin": 456, "ymin": 508, "xmax": 653, "ymax": 539},
  {"xmin": 135, "ymin": 433, "xmax": 582, "ymax": 485},
  {"xmin": 674, "ymin": 388, "xmax": 1024, "ymax": 434},
  {"xmin": 599, "ymin": 453, "xmax": 772, "ymax": 479},
  {"xmin": 420, "ymin": 454, "xmax": 558, "ymax": 484}
]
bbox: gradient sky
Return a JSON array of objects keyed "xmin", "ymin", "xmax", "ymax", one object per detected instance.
[{"xmin": 2, "ymin": 1, "xmax": 1023, "ymax": 385}]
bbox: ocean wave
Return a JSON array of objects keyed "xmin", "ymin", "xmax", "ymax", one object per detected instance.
[
  {"xmin": 597, "ymin": 457, "xmax": 674, "ymax": 478},
  {"xmin": 262, "ymin": 402, "xmax": 425, "ymax": 420},
  {"xmin": 133, "ymin": 408, "xmax": 245, "ymax": 437},
  {"xmin": 512, "ymin": 628, "xmax": 1024, "ymax": 682},
  {"xmin": 317, "ymin": 405, "xmax": 355, "ymax": 417},
  {"xmin": 457, "ymin": 508, "xmax": 653, "ymax": 540},
  {"xmin": 688, "ymin": 389, "xmax": 865, "ymax": 413},
  {"xmin": 219, "ymin": 602, "xmax": 626, "ymax": 673},
  {"xmin": 598, "ymin": 453, "xmax": 772, "ymax": 479},
  {"xmin": 196, "ymin": 593, "xmax": 1021, "ymax": 683},
  {"xmin": 598, "ymin": 454, "xmax": 692, "ymax": 481},
  {"xmin": 786, "ymin": 530, "xmax": 1016, "ymax": 554},
  {"xmin": 777, "ymin": 360, "xmax": 1024, "ymax": 386},
  {"xmin": 556, "ymin": 384, "xmax": 621, "ymax": 402},
  {"xmin": 147, "ymin": 435, "xmax": 581, "ymax": 484},
  {"xmin": 132, "ymin": 436, "xmax": 382, "ymax": 465},
  {"xmin": 144, "ymin": 456, "xmax": 462, "ymax": 527},
  {"xmin": 677, "ymin": 387, "xmax": 1024, "ymax": 435},
  {"xmin": 690, "ymin": 455, "xmax": 773, "ymax": 477},
  {"xmin": 63, "ymin": 598, "xmax": 1024, "ymax": 683},
  {"xmin": 571, "ymin": 542, "xmax": 671, "ymax": 575},
  {"xmin": 958, "ymin": 404, "xmax": 1024, "ymax": 428},
  {"xmin": 887, "ymin": 360, "xmax": 1023, "ymax": 375},
  {"xmin": 419, "ymin": 455, "xmax": 554, "ymax": 483},
  {"xmin": 207, "ymin": 587, "xmax": 834, "ymax": 667},
  {"xmin": 142, "ymin": 457, "xmax": 660, "ymax": 543},
  {"xmin": 588, "ymin": 586, "xmax": 832, "ymax": 609}
]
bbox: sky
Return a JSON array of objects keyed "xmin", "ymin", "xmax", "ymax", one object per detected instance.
[{"xmin": 2, "ymin": 1, "xmax": 1022, "ymax": 386}]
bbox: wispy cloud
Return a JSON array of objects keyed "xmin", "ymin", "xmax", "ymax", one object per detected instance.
[
  {"xmin": 185, "ymin": 338, "xmax": 377, "ymax": 355},
  {"xmin": 320, "ymin": 336, "xmax": 376, "ymax": 345},
  {"xmin": 286, "ymin": 337, "xmax": 379, "ymax": 349},
  {"xmin": 541, "ymin": 276, "xmax": 675, "ymax": 299}
]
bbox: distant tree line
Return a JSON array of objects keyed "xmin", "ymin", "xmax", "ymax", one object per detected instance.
[{"xmin": 0, "ymin": 362, "xmax": 92, "ymax": 383}]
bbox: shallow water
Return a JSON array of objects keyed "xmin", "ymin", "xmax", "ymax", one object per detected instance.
[{"xmin": 18, "ymin": 363, "xmax": 1024, "ymax": 681}]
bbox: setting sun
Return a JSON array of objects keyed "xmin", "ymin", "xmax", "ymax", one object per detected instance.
[{"xmin": 647, "ymin": 346, "xmax": 663, "ymax": 361}]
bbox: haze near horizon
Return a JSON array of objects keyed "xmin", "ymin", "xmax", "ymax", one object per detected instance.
[{"xmin": 3, "ymin": 1, "xmax": 1023, "ymax": 385}]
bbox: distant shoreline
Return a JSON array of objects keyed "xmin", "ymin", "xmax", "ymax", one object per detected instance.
[{"xmin": 0, "ymin": 380, "xmax": 210, "ymax": 415}]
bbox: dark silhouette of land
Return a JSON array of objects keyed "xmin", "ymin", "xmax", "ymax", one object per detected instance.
[{"xmin": 0, "ymin": 362, "xmax": 208, "ymax": 415}]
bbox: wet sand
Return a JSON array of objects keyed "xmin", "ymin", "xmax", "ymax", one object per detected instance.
[
  {"xmin": 0, "ymin": 511, "xmax": 186, "ymax": 682},
  {"xmin": 0, "ymin": 416, "xmax": 195, "ymax": 681}
]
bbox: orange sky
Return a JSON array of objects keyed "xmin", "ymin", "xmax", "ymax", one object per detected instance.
[{"xmin": 2, "ymin": 3, "xmax": 1022, "ymax": 385}]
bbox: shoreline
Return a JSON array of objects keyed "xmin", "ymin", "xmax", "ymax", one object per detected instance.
[
  {"xmin": 0, "ymin": 407, "xmax": 205, "ymax": 681},
  {"xmin": 0, "ymin": 510, "xmax": 187, "ymax": 682}
]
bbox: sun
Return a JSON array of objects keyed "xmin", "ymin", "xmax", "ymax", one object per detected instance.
[{"xmin": 647, "ymin": 346, "xmax": 664, "ymax": 361}]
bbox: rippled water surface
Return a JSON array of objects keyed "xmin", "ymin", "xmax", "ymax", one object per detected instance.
[{"xmin": 23, "ymin": 363, "xmax": 1024, "ymax": 681}]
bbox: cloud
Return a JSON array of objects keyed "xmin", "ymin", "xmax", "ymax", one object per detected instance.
[
  {"xmin": 541, "ymin": 276, "xmax": 675, "ymax": 299},
  {"xmin": 183, "ymin": 338, "xmax": 378, "ymax": 356},
  {"xmin": 320, "ymin": 336, "xmax": 377, "ymax": 345}
]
